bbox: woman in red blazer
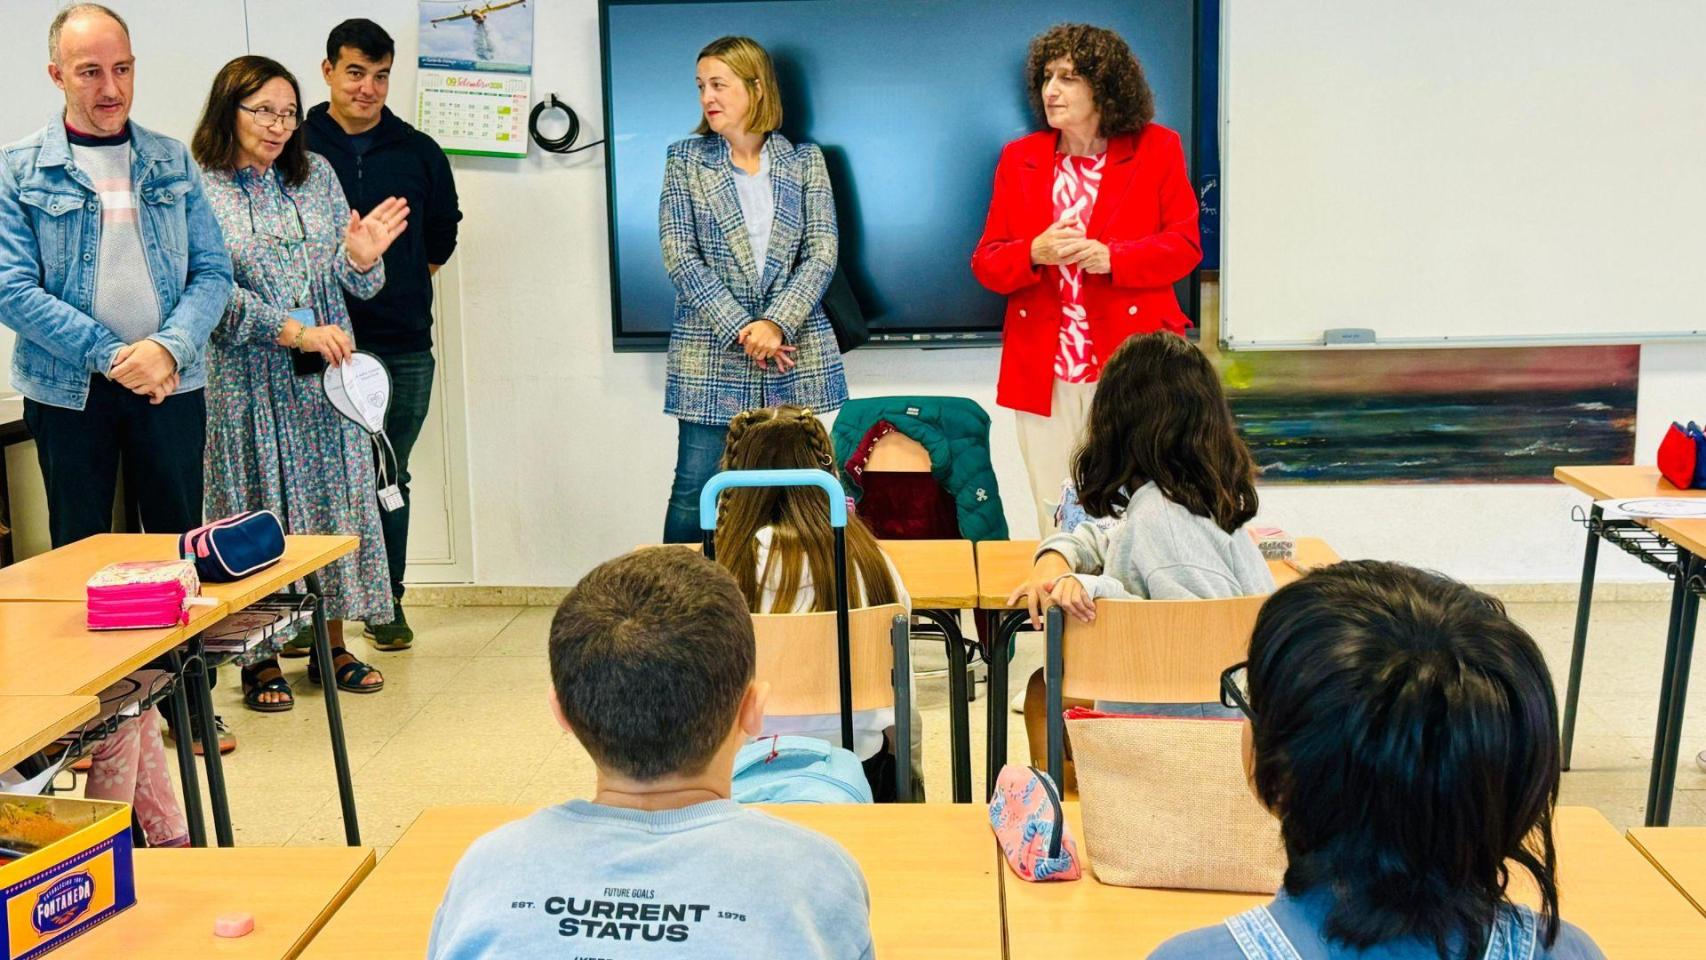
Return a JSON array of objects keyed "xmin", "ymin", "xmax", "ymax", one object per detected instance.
[{"xmin": 972, "ymin": 23, "xmax": 1202, "ymax": 536}]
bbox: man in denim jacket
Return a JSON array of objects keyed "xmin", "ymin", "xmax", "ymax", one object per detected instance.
[{"xmin": 0, "ymin": 4, "xmax": 231, "ymax": 548}]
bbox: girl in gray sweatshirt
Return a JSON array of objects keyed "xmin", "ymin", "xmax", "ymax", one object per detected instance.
[{"xmin": 1011, "ymin": 332, "xmax": 1273, "ymax": 721}]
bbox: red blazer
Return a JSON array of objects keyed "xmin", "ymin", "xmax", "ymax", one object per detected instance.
[{"xmin": 971, "ymin": 124, "xmax": 1202, "ymax": 416}]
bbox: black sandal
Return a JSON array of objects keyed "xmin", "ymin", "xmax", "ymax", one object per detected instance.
[
  {"xmin": 241, "ymin": 661, "xmax": 296, "ymax": 713},
  {"xmin": 307, "ymin": 646, "xmax": 385, "ymax": 694}
]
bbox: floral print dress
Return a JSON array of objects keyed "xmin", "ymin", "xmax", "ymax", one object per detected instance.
[{"xmin": 201, "ymin": 155, "xmax": 393, "ymax": 628}]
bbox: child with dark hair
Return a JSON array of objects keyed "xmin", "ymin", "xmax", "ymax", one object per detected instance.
[
  {"xmin": 428, "ymin": 548, "xmax": 873, "ymax": 960},
  {"xmin": 1151, "ymin": 561, "xmax": 1604, "ymax": 960},
  {"xmin": 1010, "ymin": 332, "xmax": 1273, "ymax": 731},
  {"xmin": 1010, "ymin": 331, "xmax": 1271, "ymax": 620}
]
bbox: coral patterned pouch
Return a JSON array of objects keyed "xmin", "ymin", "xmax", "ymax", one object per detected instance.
[{"xmin": 989, "ymin": 764, "xmax": 1081, "ymax": 882}]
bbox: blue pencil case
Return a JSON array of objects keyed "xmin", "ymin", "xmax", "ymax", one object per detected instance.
[{"xmin": 178, "ymin": 510, "xmax": 285, "ymax": 583}]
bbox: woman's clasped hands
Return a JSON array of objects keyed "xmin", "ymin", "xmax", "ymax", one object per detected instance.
[
  {"xmin": 1031, "ymin": 215, "xmax": 1111, "ymax": 274},
  {"xmin": 737, "ymin": 318, "xmax": 797, "ymax": 372}
]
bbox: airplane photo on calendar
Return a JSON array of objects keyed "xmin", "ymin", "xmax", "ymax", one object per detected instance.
[{"xmin": 418, "ymin": 0, "xmax": 534, "ymax": 73}]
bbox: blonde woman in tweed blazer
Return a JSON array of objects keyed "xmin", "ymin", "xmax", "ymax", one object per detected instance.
[{"xmin": 658, "ymin": 36, "xmax": 846, "ymax": 543}]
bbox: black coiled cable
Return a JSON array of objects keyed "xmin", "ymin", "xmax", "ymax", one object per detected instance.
[{"xmin": 529, "ymin": 94, "xmax": 605, "ymax": 154}]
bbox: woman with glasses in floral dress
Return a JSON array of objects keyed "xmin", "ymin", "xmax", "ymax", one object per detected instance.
[{"xmin": 191, "ymin": 55, "xmax": 407, "ymax": 713}]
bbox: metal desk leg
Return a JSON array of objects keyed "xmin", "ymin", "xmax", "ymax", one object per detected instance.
[
  {"xmin": 1562, "ymin": 505, "xmax": 1602, "ymax": 769},
  {"xmin": 307, "ymin": 575, "xmax": 361, "ymax": 846},
  {"xmin": 185, "ymin": 641, "xmax": 233, "ymax": 846},
  {"xmin": 985, "ymin": 612, "xmax": 1024, "ymax": 801},
  {"xmin": 1653, "ymin": 556, "xmax": 1700, "ymax": 827},
  {"xmin": 917, "ymin": 609, "xmax": 973, "ymax": 803},
  {"xmin": 1645, "ymin": 561, "xmax": 1691, "ymax": 826},
  {"xmin": 164, "ymin": 650, "xmax": 205, "ymax": 848}
]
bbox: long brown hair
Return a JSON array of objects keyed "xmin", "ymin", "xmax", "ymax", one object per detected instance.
[
  {"xmin": 191, "ymin": 55, "xmax": 310, "ymax": 187},
  {"xmin": 1072, "ymin": 333, "xmax": 1258, "ymax": 533},
  {"xmin": 714, "ymin": 406, "xmax": 898, "ymax": 613}
]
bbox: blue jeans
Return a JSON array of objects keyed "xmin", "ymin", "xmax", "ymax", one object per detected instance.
[
  {"xmin": 663, "ymin": 420, "xmax": 729, "ymax": 544},
  {"xmin": 371, "ymin": 349, "xmax": 436, "ymax": 602}
]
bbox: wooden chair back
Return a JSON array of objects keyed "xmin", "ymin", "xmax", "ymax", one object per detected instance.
[
  {"xmin": 751, "ymin": 603, "xmax": 909, "ymax": 716},
  {"xmin": 1045, "ymin": 595, "xmax": 1266, "ymax": 786}
]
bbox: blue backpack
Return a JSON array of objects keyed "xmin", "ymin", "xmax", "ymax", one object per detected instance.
[{"xmin": 731, "ymin": 735, "xmax": 873, "ymax": 804}]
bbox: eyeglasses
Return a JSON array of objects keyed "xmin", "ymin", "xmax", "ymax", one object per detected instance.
[
  {"xmin": 237, "ymin": 104, "xmax": 300, "ymax": 130},
  {"xmin": 1220, "ymin": 662, "xmax": 1254, "ymax": 720}
]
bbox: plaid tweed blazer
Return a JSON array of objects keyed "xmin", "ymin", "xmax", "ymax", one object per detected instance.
[{"xmin": 659, "ymin": 133, "xmax": 847, "ymax": 426}]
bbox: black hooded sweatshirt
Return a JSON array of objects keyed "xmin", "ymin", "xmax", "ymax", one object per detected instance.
[{"xmin": 304, "ymin": 103, "xmax": 462, "ymax": 354}]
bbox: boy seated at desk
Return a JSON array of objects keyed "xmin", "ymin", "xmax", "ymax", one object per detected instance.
[{"xmin": 428, "ymin": 547, "xmax": 874, "ymax": 959}]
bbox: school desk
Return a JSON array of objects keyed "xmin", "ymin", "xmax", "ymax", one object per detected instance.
[
  {"xmin": 1001, "ymin": 804, "xmax": 1706, "ymax": 959},
  {"xmin": 0, "ymin": 533, "xmax": 365, "ymax": 847},
  {"xmin": 47, "ymin": 846, "xmax": 376, "ymax": 960},
  {"xmin": 1627, "ymin": 826, "xmax": 1706, "ymax": 919},
  {"xmin": 1554, "ymin": 465, "xmax": 1706, "ymax": 825},
  {"xmin": 301, "ymin": 803, "xmax": 1003, "ymax": 959},
  {"xmin": 973, "ymin": 537, "xmax": 1340, "ymax": 799},
  {"xmin": 881, "ymin": 538, "xmax": 980, "ymax": 803},
  {"xmin": 0, "ymin": 694, "xmax": 98, "ymax": 771},
  {"xmin": 0, "ymin": 532, "xmax": 356, "ymax": 605},
  {"xmin": 0, "ymin": 601, "xmax": 226, "ymax": 698},
  {"xmin": 0, "ymin": 599, "xmax": 231, "ymax": 846}
]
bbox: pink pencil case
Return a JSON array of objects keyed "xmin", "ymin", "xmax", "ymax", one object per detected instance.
[
  {"xmin": 989, "ymin": 764, "xmax": 1082, "ymax": 882},
  {"xmin": 86, "ymin": 560, "xmax": 201, "ymax": 630}
]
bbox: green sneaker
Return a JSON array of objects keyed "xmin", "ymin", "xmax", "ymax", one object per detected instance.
[{"xmin": 365, "ymin": 601, "xmax": 414, "ymax": 651}]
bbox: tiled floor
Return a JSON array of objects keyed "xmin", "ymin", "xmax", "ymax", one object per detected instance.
[{"xmin": 137, "ymin": 597, "xmax": 1706, "ymax": 851}]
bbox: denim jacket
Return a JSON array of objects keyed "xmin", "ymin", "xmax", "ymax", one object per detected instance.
[{"xmin": 0, "ymin": 118, "xmax": 232, "ymax": 409}]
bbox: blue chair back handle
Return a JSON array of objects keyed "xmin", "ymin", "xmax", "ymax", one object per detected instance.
[{"xmin": 699, "ymin": 468, "xmax": 848, "ymax": 530}]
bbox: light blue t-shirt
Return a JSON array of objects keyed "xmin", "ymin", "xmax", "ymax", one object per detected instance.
[
  {"xmin": 1149, "ymin": 887, "xmax": 1605, "ymax": 960},
  {"xmin": 428, "ymin": 798, "xmax": 874, "ymax": 960},
  {"xmin": 731, "ymin": 145, "xmax": 774, "ymax": 278}
]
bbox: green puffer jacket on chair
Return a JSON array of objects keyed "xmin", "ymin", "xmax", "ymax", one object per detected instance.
[{"xmin": 831, "ymin": 396, "xmax": 1009, "ymax": 542}]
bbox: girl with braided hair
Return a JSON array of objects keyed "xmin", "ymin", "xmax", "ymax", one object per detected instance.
[{"xmin": 714, "ymin": 405, "xmax": 923, "ymax": 799}]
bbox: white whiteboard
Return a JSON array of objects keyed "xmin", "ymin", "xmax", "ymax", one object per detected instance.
[{"xmin": 1220, "ymin": 1, "xmax": 1706, "ymax": 349}]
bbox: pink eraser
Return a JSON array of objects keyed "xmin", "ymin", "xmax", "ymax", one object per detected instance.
[{"xmin": 214, "ymin": 913, "xmax": 254, "ymax": 938}]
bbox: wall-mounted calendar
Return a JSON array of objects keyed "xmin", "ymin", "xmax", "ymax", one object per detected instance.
[
  {"xmin": 416, "ymin": 0, "xmax": 535, "ymax": 157},
  {"xmin": 417, "ymin": 71, "xmax": 531, "ymax": 157}
]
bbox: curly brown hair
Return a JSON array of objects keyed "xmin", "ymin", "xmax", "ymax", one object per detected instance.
[{"xmin": 1025, "ymin": 23, "xmax": 1155, "ymax": 137}]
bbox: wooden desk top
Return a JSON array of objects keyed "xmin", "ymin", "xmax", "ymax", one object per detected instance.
[
  {"xmin": 1552, "ymin": 465, "xmax": 1706, "ymax": 560},
  {"xmin": 0, "ymin": 533, "xmax": 357, "ymax": 607},
  {"xmin": 976, "ymin": 538, "xmax": 1341, "ymax": 608},
  {"xmin": 305, "ymin": 803, "xmax": 1001, "ymax": 959},
  {"xmin": 0, "ymin": 600, "xmax": 227, "ymax": 696},
  {"xmin": 1628, "ymin": 827, "xmax": 1706, "ymax": 918},
  {"xmin": 1553, "ymin": 464, "xmax": 1705, "ymax": 501},
  {"xmin": 1005, "ymin": 805, "xmax": 1706, "ymax": 959},
  {"xmin": 1002, "ymin": 802, "xmax": 1264, "ymax": 958},
  {"xmin": 0, "ymin": 694, "xmax": 98, "ymax": 769},
  {"xmin": 881, "ymin": 539, "xmax": 979, "ymax": 608},
  {"xmin": 50, "ymin": 846, "xmax": 375, "ymax": 960},
  {"xmin": 637, "ymin": 539, "xmax": 982, "ymax": 609}
]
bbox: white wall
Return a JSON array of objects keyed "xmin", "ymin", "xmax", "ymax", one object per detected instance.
[
  {"xmin": 3, "ymin": 0, "xmax": 1698, "ymax": 588},
  {"xmin": 453, "ymin": 0, "xmax": 1694, "ymax": 588}
]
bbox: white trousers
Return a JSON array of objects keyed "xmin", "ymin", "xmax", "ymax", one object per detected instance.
[{"xmin": 1013, "ymin": 379, "xmax": 1099, "ymax": 538}]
